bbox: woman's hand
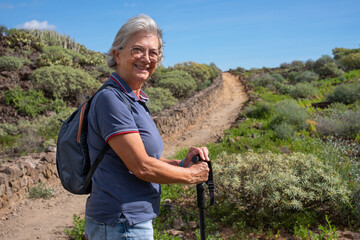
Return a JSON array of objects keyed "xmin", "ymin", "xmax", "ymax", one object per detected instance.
[
  {"xmin": 188, "ymin": 161, "xmax": 209, "ymax": 184},
  {"xmin": 181, "ymin": 146, "xmax": 210, "ymax": 168}
]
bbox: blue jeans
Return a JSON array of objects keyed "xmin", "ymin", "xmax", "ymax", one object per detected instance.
[{"xmin": 84, "ymin": 215, "xmax": 154, "ymax": 240}]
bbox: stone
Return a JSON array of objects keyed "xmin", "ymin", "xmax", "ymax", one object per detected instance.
[
  {"xmin": 0, "ymin": 173, "xmax": 9, "ymax": 186},
  {"xmin": 167, "ymin": 229, "xmax": 184, "ymax": 238},
  {"xmin": 3, "ymin": 165, "xmax": 23, "ymax": 181},
  {"xmin": 172, "ymin": 217, "xmax": 185, "ymax": 230},
  {"xmin": 188, "ymin": 221, "xmax": 197, "ymax": 229},
  {"xmin": 41, "ymin": 152, "xmax": 55, "ymax": 163},
  {"xmin": 9, "ymin": 180, "xmax": 21, "ymax": 191},
  {"xmin": 0, "ymin": 184, "xmax": 5, "ymax": 196}
]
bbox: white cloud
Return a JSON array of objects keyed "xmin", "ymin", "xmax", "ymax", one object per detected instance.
[{"xmin": 17, "ymin": 20, "xmax": 56, "ymax": 30}]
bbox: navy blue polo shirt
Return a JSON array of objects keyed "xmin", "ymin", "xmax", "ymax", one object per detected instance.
[{"xmin": 86, "ymin": 72, "xmax": 163, "ymax": 226}]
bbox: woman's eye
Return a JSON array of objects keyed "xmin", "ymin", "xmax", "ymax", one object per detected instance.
[
  {"xmin": 132, "ymin": 47, "xmax": 143, "ymax": 53},
  {"xmin": 150, "ymin": 51, "xmax": 159, "ymax": 56}
]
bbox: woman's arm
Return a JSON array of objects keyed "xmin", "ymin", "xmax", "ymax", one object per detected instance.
[{"xmin": 108, "ymin": 132, "xmax": 209, "ymax": 184}]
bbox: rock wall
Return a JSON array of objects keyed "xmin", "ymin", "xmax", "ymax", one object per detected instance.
[
  {"xmin": 0, "ymin": 74, "xmax": 224, "ymax": 210},
  {"xmin": 0, "ymin": 151, "xmax": 58, "ymax": 209},
  {"xmin": 152, "ymin": 74, "xmax": 223, "ymax": 136}
]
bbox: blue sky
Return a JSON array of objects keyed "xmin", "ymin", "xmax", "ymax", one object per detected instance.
[{"xmin": 1, "ymin": 0, "xmax": 359, "ymax": 71}]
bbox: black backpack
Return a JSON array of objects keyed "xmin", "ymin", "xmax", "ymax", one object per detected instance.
[{"xmin": 56, "ymin": 84, "xmax": 130, "ymax": 194}]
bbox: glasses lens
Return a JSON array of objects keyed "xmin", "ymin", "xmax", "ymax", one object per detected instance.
[{"xmin": 131, "ymin": 47, "xmax": 158, "ymax": 62}]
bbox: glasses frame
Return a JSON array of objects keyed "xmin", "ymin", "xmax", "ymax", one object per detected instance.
[{"xmin": 119, "ymin": 45, "xmax": 160, "ymax": 63}]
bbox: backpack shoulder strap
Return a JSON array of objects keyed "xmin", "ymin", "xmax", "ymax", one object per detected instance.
[{"xmin": 83, "ymin": 84, "xmax": 132, "ymax": 192}]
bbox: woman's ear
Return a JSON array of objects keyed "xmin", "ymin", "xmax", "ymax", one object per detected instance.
[{"xmin": 113, "ymin": 50, "xmax": 121, "ymax": 64}]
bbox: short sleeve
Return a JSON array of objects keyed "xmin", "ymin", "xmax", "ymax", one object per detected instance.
[{"xmin": 91, "ymin": 89, "xmax": 139, "ymax": 142}]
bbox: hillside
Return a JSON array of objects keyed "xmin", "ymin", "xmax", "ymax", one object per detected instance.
[{"xmin": 0, "ymin": 28, "xmax": 220, "ymax": 159}]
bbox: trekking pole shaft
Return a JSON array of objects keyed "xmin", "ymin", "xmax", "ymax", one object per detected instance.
[
  {"xmin": 199, "ymin": 206, "xmax": 205, "ymax": 240},
  {"xmin": 197, "ymin": 183, "xmax": 206, "ymax": 240}
]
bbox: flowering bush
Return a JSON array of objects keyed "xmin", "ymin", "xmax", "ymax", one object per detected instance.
[{"xmin": 213, "ymin": 151, "xmax": 351, "ymax": 225}]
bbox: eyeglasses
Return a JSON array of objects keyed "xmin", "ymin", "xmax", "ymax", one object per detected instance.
[{"xmin": 120, "ymin": 46, "xmax": 160, "ymax": 62}]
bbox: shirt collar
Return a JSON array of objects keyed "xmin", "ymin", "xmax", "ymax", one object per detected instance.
[{"xmin": 109, "ymin": 72, "xmax": 149, "ymax": 102}]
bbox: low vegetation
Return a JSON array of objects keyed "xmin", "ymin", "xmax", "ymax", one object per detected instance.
[
  {"xmin": 154, "ymin": 47, "xmax": 360, "ymax": 239},
  {"xmin": 28, "ymin": 183, "xmax": 54, "ymax": 199}
]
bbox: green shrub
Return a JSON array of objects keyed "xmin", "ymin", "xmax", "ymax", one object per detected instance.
[
  {"xmin": 250, "ymin": 73, "xmax": 273, "ymax": 87},
  {"xmin": 94, "ymin": 63, "xmax": 112, "ymax": 76},
  {"xmin": 29, "ymin": 183, "xmax": 53, "ymax": 199},
  {"xmin": 338, "ymin": 52, "xmax": 360, "ymax": 71},
  {"xmin": 278, "ymin": 83, "xmax": 294, "ymax": 95},
  {"xmin": 79, "ymin": 50, "xmax": 106, "ymax": 66},
  {"xmin": 0, "ymin": 123, "xmax": 18, "ymax": 137},
  {"xmin": 333, "ymin": 47, "xmax": 360, "ymax": 71},
  {"xmin": 269, "ymin": 99, "xmax": 310, "ymax": 131},
  {"xmin": 4, "ymin": 87, "xmax": 66, "ymax": 117},
  {"xmin": 145, "ymin": 87, "xmax": 177, "ymax": 113},
  {"xmin": 273, "ymin": 122, "xmax": 295, "ymax": 140},
  {"xmin": 289, "ymin": 82, "xmax": 320, "ymax": 99},
  {"xmin": 6, "ymin": 29, "xmax": 43, "ymax": 51},
  {"xmin": 37, "ymin": 46, "xmax": 76, "ymax": 67},
  {"xmin": 292, "ymin": 71, "xmax": 319, "ymax": 83},
  {"xmin": 64, "ymin": 214, "xmax": 85, "ymax": 240},
  {"xmin": 271, "ymin": 73, "xmax": 285, "ymax": 83},
  {"xmin": 148, "ymin": 65, "xmax": 169, "ymax": 86},
  {"xmin": 3, "ymin": 108, "xmax": 72, "ymax": 154},
  {"xmin": 250, "ymin": 73, "xmax": 285, "ymax": 91},
  {"xmin": 172, "ymin": 61, "xmax": 219, "ymax": 90},
  {"xmin": 31, "ymin": 65, "xmax": 101, "ymax": 100},
  {"xmin": 313, "ymin": 55, "xmax": 343, "ymax": 79},
  {"xmin": 245, "ymin": 102, "xmax": 273, "ymax": 119},
  {"xmin": 290, "ymin": 60, "xmax": 306, "ymax": 71},
  {"xmin": 315, "ymin": 108, "xmax": 360, "ymax": 139},
  {"xmin": 280, "ymin": 61, "xmax": 306, "ymax": 72},
  {"xmin": 213, "ymin": 151, "xmax": 351, "ymax": 227},
  {"xmin": 0, "ymin": 25, "xmax": 8, "ymax": 35},
  {"xmin": 326, "ymin": 82, "xmax": 360, "ymax": 104},
  {"xmin": 343, "ymin": 69, "xmax": 360, "ymax": 82},
  {"xmin": 0, "ymin": 123, "xmax": 18, "ymax": 149},
  {"xmin": 35, "ymin": 39, "xmax": 105, "ymax": 67},
  {"xmin": 0, "ymin": 56, "xmax": 25, "ymax": 71},
  {"xmin": 156, "ymin": 70, "xmax": 196, "ymax": 98}
]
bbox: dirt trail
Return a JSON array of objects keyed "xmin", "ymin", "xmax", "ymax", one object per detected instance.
[{"xmin": 0, "ymin": 72, "xmax": 247, "ymax": 240}]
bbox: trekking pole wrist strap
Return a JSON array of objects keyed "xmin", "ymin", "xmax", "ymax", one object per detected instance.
[{"xmin": 180, "ymin": 158, "xmax": 185, "ymax": 167}]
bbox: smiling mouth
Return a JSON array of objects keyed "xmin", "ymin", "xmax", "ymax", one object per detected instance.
[{"xmin": 135, "ymin": 64, "xmax": 149, "ymax": 71}]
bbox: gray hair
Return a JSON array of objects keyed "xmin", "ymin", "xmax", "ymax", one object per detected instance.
[{"xmin": 107, "ymin": 14, "xmax": 163, "ymax": 69}]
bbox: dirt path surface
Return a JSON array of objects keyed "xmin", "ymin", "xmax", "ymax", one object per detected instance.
[{"xmin": 0, "ymin": 72, "xmax": 247, "ymax": 240}]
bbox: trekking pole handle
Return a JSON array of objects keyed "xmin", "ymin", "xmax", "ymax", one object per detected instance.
[
  {"xmin": 192, "ymin": 154, "xmax": 215, "ymax": 206},
  {"xmin": 191, "ymin": 154, "xmax": 201, "ymax": 163}
]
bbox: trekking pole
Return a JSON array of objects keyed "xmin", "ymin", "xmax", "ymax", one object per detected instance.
[{"xmin": 192, "ymin": 155, "xmax": 215, "ymax": 240}]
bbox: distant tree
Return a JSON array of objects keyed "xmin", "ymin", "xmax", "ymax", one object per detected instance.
[
  {"xmin": 333, "ymin": 47, "xmax": 360, "ymax": 71},
  {"xmin": 0, "ymin": 25, "xmax": 8, "ymax": 35}
]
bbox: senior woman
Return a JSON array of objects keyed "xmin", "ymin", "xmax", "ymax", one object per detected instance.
[{"xmin": 84, "ymin": 14, "xmax": 210, "ymax": 239}]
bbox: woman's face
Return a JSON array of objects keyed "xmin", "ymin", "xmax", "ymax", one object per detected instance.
[{"xmin": 114, "ymin": 31, "xmax": 159, "ymax": 88}]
